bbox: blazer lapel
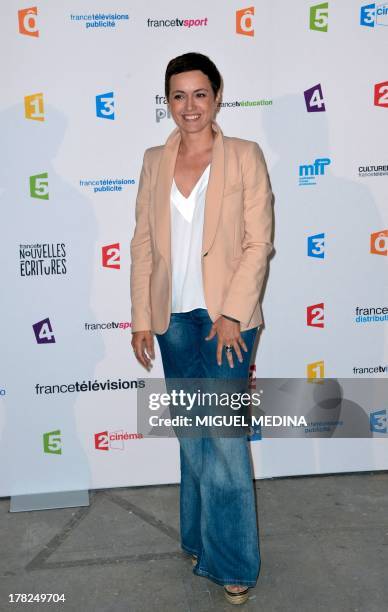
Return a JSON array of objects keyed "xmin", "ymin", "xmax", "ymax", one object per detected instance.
[{"xmin": 154, "ymin": 121, "xmax": 225, "ymax": 270}]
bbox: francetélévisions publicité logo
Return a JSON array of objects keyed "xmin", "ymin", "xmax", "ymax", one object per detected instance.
[{"xmin": 19, "ymin": 243, "xmax": 67, "ymax": 276}]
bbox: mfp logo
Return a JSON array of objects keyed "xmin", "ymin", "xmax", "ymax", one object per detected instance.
[
  {"xmin": 309, "ymin": 2, "xmax": 328, "ymax": 32},
  {"xmin": 374, "ymin": 81, "xmax": 388, "ymax": 107},
  {"xmin": 43, "ymin": 429, "xmax": 62, "ymax": 454},
  {"xmin": 236, "ymin": 7, "xmax": 255, "ymax": 36},
  {"xmin": 33, "ymin": 318, "xmax": 56, "ymax": 344},
  {"xmin": 24, "ymin": 92, "xmax": 44, "ymax": 121},
  {"xmin": 307, "ymin": 303, "xmax": 325, "ymax": 328},
  {"xmin": 370, "ymin": 230, "xmax": 388, "ymax": 255},
  {"xmin": 94, "ymin": 430, "xmax": 143, "ymax": 451},
  {"xmin": 299, "ymin": 158, "xmax": 331, "ymax": 185},
  {"xmin": 96, "ymin": 92, "xmax": 115, "ymax": 119},
  {"xmin": 18, "ymin": 6, "xmax": 39, "ymax": 37},
  {"xmin": 304, "ymin": 84, "xmax": 326, "ymax": 112},
  {"xmin": 370, "ymin": 409, "xmax": 387, "ymax": 433},
  {"xmin": 307, "ymin": 233, "xmax": 325, "ymax": 258},
  {"xmin": 102, "ymin": 243, "xmax": 120, "ymax": 269},
  {"xmin": 30, "ymin": 172, "xmax": 49, "ymax": 200},
  {"xmin": 360, "ymin": 3, "xmax": 388, "ymax": 27}
]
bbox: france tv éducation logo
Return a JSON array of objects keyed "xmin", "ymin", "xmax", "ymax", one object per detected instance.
[
  {"xmin": 299, "ymin": 158, "xmax": 331, "ymax": 185},
  {"xmin": 360, "ymin": 3, "xmax": 388, "ymax": 27}
]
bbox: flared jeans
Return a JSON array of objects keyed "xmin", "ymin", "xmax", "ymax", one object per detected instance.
[{"xmin": 155, "ymin": 308, "xmax": 260, "ymax": 587}]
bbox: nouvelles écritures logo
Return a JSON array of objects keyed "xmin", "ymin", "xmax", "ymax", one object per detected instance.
[{"xmin": 20, "ymin": 243, "xmax": 66, "ymax": 276}]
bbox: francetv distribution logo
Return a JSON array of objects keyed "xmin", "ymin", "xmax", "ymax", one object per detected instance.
[{"xmin": 299, "ymin": 158, "xmax": 331, "ymax": 185}]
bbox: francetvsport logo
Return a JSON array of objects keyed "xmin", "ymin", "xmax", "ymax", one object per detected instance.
[
  {"xmin": 20, "ymin": 243, "xmax": 66, "ymax": 276},
  {"xmin": 94, "ymin": 430, "xmax": 143, "ymax": 451},
  {"xmin": 146, "ymin": 16, "xmax": 208, "ymax": 28},
  {"xmin": 84, "ymin": 320, "xmax": 131, "ymax": 331},
  {"xmin": 18, "ymin": 6, "xmax": 39, "ymax": 36}
]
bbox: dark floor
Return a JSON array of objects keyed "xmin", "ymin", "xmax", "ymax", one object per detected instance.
[{"xmin": 1, "ymin": 472, "xmax": 387, "ymax": 612}]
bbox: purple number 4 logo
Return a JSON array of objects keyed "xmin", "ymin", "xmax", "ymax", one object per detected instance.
[
  {"xmin": 33, "ymin": 317, "xmax": 56, "ymax": 344},
  {"xmin": 304, "ymin": 83, "xmax": 326, "ymax": 112}
]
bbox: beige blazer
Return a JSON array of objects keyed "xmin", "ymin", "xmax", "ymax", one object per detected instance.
[{"xmin": 130, "ymin": 121, "xmax": 273, "ymax": 334}]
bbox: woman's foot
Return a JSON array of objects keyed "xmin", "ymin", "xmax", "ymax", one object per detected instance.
[
  {"xmin": 224, "ymin": 585, "xmax": 249, "ymax": 605},
  {"xmin": 191, "ymin": 554, "xmax": 198, "ymax": 566}
]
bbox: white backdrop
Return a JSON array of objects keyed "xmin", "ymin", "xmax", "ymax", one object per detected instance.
[{"xmin": 1, "ymin": 0, "xmax": 388, "ymax": 497}]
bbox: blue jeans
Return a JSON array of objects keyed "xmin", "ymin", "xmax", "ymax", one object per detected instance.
[{"xmin": 155, "ymin": 308, "xmax": 260, "ymax": 587}]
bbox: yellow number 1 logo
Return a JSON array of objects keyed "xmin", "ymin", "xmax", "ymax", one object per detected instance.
[{"xmin": 24, "ymin": 92, "xmax": 45, "ymax": 121}]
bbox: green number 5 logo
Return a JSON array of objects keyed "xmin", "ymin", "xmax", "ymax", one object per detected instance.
[
  {"xmin": 310, "ymin": 2, "xmax": 329, "ymax": 32},
  {"xmin": 30, "ymin": 172, "xmax": 49, "ymax": 200}
]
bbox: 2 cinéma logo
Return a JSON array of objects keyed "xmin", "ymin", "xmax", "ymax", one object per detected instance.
[
  {"xmin": 307, "ymin": 303, "xmax": 325, "ymax": 328},
  {"xmin": 307, "ymin": 233, "xmax": 325, "ymax": 258},
  {"xmin": 33, "ymin": 318, "xmax": 55, "ymax": 344},
  {"xmin": 236, "ymin": 7, "xmax": 255, "ymax": 37},
  {"xmin": 94, "ymin": 430, "xmax": 143, "ymax": 451},
  {"xmin": 18, "ymin": 6, "xmax": 39, "ymax": 37}
]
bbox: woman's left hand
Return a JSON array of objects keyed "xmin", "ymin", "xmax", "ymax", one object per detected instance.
[{"xmin": 205, "ymin": 316, "xmax": 248, "ymax": 367}]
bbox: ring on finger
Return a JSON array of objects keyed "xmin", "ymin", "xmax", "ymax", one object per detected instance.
[{"xmin": 225, "ymin": 345, "xmax": 233, "ymax": 353}]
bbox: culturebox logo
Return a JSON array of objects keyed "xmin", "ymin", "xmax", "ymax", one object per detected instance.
[
  {"xmin": 307, "ymin": 233, "xmax": 325, "ymax": 258},
  {"xmin": 94, "ymin": 430, "xmax": 143, "ymax": 451},
  {"xmin": 96, "ymin": 92, "xmax": 114, "ymax": 119},
  {"xmin": 355, "ymin": 306, "xmax": 388, "ymax": 323},
  {"xmin": 236, "ymin": 7, "xmax": 255, "ymax": 36},
  {"xmin": 299, "ymin": 158, "xmax": 331, "ymax": 185},
  {"xmin": 374, "ymin": 81, "xmax": 388, "ymax": 107},
  {"xmin": 24, "ymin": 92, "xmax": 44, "ymax": 121},
  {"xmin": 309, "ymin": 2, "xmax": 329, "ymax": 32},
  {"xmin": 360, "ymin": 3, "xmax": 388, "ymax": 27},
  {"xmin": 370, "ymin": 409, "xmax": 387, "ymax": 433},
  {"xmin": 146, "ymin": 17, "xmax": 208, "ymax": 28},
  {"xmin": 20, "ymin": 243, "xmax": 66, "ymax": 276},
  {"xmin": 18, "ymin": 6, "xmax": 39, "ymax": 36},
  {"xmin": 70, "ymin": 13, "xmax": 129, "ymax": 29},
  {"xmin": 304, "ymin": 84, "xmax": 326, "ymax": 112},
  {"xmin": 43, "ymin": 429, "xmax": 62, "ymax": 454},
  {"xmin": 33, "ymin": 317, "xmax": 55, "ymax": 344},
  {"xmin": 102, "ymin": 243, "xmax": 120, "ymax": 269},
  {"xmin": 30, "ymin": 173, "xmax": 48, "ymax": 199},
  {"xmin": 84, "ymin": 321, "xmax": 131, "ymax": 331},
  {"xmin": 358, "ymin": 164, "xmax": 388, "ymax": 177},
  {"xmin": 370, "ymin": 230, "xmax": 388, "ymax": 255},
  {"xmin": 307, "ymin": 303, "xmax": 325, "ymax": 328}
]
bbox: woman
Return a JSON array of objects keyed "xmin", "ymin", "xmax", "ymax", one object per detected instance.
[{"xmin": 130, "ymin": 53, "xmax": 273, "ymax": 604}]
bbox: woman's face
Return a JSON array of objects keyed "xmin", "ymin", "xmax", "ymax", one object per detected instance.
[{"xmin": 168, "ymin": 70, "xmax": 219, "ymax": 135}]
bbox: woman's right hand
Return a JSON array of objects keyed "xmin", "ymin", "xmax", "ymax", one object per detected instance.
[{"xmin": 131, "ymin": 331, "xmax": 155, "ymax": 370}]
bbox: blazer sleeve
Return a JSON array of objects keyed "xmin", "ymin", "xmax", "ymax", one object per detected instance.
[
  {"xmin": 221, "ymin": 141, "xmax": 273, "ymax": 326},
  {"xmin": 130, "ymin": 149, "xmax": 153, "ymax": 332}
]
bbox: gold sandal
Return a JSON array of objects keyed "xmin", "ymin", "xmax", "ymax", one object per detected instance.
[
  {"xmin": 223, "ymin": 586, "xmax": 249, "ymax": 605},
  {"xmin": 191, "ymin": 554, "xmax": 198, "ymax": 566}
]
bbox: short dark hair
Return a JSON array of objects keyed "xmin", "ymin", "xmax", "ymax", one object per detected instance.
[{"xmin": 165, "ymin": 52, "xmax": 222, "ymax": 100}]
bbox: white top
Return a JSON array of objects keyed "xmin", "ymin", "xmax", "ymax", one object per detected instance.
[{"xmin": 170, "ymin": 164, "xmax": 210, "ymax": 313}]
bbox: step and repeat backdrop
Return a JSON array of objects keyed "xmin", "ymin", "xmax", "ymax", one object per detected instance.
[{"xmin": 1, "ymin": 0, "xmax": 387, "ymax": 497}]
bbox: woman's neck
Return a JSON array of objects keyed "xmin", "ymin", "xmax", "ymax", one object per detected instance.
[{"xmin": 178, "ymin": 124, "xmax": 215, "ymax": 156}]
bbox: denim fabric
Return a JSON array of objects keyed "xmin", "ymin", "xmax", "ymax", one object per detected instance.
[{"xmin": 155, "ymin": 308, "xmax": 260, "ymax": 587}]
